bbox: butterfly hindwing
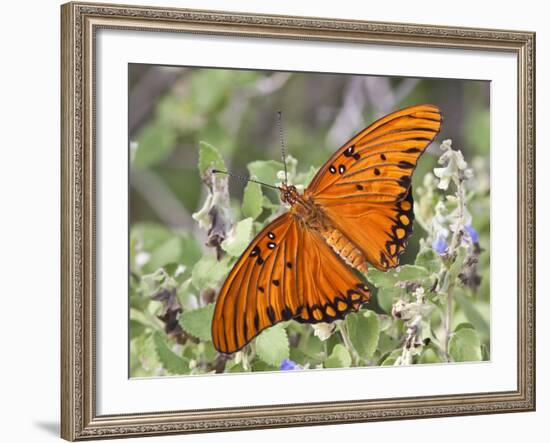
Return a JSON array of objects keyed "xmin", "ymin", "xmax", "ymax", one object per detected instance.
[
  {"xmin": 322, "ymin": 186, "xmax": 415, "ymax": 270},
  {"xmin": 294, "ymin": 227, "xmax": 370, "ymax": 324}
]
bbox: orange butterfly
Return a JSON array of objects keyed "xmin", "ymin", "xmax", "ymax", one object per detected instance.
[{"xmin": 212, "ymin": 104, "xmax": 442, "ymax": 354}]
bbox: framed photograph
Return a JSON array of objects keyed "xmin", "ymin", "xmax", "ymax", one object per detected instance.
[{"xmin": 61, "ymin": 1, "xmax": 535, "ymax": 440}]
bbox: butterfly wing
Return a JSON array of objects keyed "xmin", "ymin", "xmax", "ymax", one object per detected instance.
[
  {"xmin": 306, "ymin": 104, "xmax": 441, "ymax": 270},
  {"xmin": 322, "ymin": 186, "xmax": 416, "ymax": 270},
  {"xmin": 212, "ymin": 213, "xmax": 299, "ymax": 354},
  {"xmin": 212, "ymin": 213, "xmax": 370, "ymax": 354},
  {"xmin": 293, "ymin": 226, "xmax": 370, "ymax": 324},
  {"xmin": 308, "ymin": 104, "xmax": 441, "ymax": 202}
]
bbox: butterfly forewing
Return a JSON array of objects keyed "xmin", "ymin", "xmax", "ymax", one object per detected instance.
[
  {"xmin": 307, "ymin": 104, "xmax": 441, "ymax": 201},
  {"xmin": 212, "ymin": 213, "xmax": 301, "ymax": 353}
]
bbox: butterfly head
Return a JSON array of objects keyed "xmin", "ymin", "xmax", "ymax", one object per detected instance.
[{"xmin": 280, "ymin": 183, "xmax": 300, "ymax": 206}]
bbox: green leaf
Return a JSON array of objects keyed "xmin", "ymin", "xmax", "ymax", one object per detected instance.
[
  {"xmin": 419, "ymin": 347, "xmax": 443, "ymax": 364},
  {"xmin": 228, "ymin": 363, "xmax": 245, "ymax": 373},
  {"xmin": 221, "ymin": 218, "xmax": 254, "ymax": 257},
  {"xmin": 455, "ymin": 322, "xmax": 475, "ymax": 332},
  {"xmin": 129, "ymin": 319, "xmax": 147, "ymax": 340},
  {"xmin": 152, "ymin": 331, "xmax": 190, "ymax": 375},
  {"xmin": 191, "ymin": 254, "xmax": 231, "ymax": 290},
  {"xmin": 130, "ymin": 333, "xmax": 155, "ymax": 377},
  {"xmin": 367, "ymin": 265, "xmax": 431, "ymax": 289},
  {"xmin": 376, "ymin": 287, "xmax": 403, "ymax": 314},
  {"xmin": 294, "ymin": 165, "xmax": 318, "ymax": 187},
  {"xmin": 132, "ymin": 222, "xmax": 172, "ymax": 251},
  {"xmin": 179, "ymin": 304, "xmax": 215, "ymax": 341},
  {"xmin": 247, "ymin": 160, "xmax": 284, "ymax": 185},
  {"xmin": 324, "ymin": 344, "xmax": 352, "ymax": 368},
  {"xmin": 145, "ymin": 237, "xmax": 182, "ymax": 273},
  {"xmin": 394, "ymin": 265, "xmax": 432, "ymax": 281},
  {"xmin": 255, "ymin": 324, "xmax": 289, "ymax": 366},
  {"xmin": 198, "ymin": 141, "xmax": 225, "ymax": 175},
  {"xmin": 448, "ymin": 327, "xmax": 482, "ymax": 362},
  {"xmin": 289, "ymin": 347, "xmax": 322, "ymax": 366},
  {"xmin": 252, "ymin": 360, "xmax": 279, "ymax": 372},
  {"xmin": 454, "ymin": 291, "xmax": 490, "ymax": 341},
  {"xmin": 377, "ymin": 331, "xmax": 400, "ymax": 354},
  {"xmin": 415, "ymin": 248, "xmax": 442, "ymax": 274},
  {"xmin": 241, "ymin": 181, "xmax": 263, "ymax": 220},
  {"xmin": 346, "ymin": 310, "xmax": 380, "ymax": 359},
  {"xmin": 380, "ymin": 349, "xmax": 402, "ymax": 366},
  {"xmin": 261, "ymin": 195, "xmax": 279, "ymax": 210}
]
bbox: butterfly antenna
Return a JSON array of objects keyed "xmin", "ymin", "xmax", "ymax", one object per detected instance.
[
  {"xmin": 212, "ymin": 169, "xmax": 280, "ymax": 191},
  {"xmin": 277, "ymin": 110, "xmax": 289, "ymax": 185}
]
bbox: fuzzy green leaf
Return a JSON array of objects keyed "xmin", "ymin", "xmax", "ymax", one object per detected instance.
[
  {"xmin": 455, "ymin": 322, "xmax": 475, "ymax": 331},
  {"xmin": 179, "ymin": 304, "xmax": 215, "ymax": 341},
  {"xmin": 454, "ymin": 291, "xmax": 490, "ymax": 341},
  {"xmin": 129, "ymin": 319, "xmax": 147, "ymax": 340},
  {"xmin": 198, "ymin": 141, "xmax": 225, "ymax": 175},
  {"xmin": 252, "ymin": 360, "xmax": 279, "ymax": 372},
  {"xmin": 153, "ymin": 331, "xmax": 190, "ymax": 375},
  {"xmin": 247, "ymin": 160, "xmax": 284, "ymax": 185},
  {"xmin": 448, "ymin": 327, "xmax": 482, "ymax": 362},
  {"xmin": 145, "ymin": 237, "xmax": 182, "ymax": 272},
  {"xmin": 255, "ymin": 324, "xmax": 289, "ymax": 366},
  {"xmin": 324, "ymin": 344, "xmax": 352, "ymax": 368},
  {"xmin": 191, "ymin": 254, "xmax": 231, "ymax": 290},
  {"xmin": 346, "ymin": 310, "xmax": 380, "ymax": 359},
  {"xmin": 241, "ymin": 181, "xmax": 263, "ymax": 220},
  {"xmin": 376, "ymin": 287, "xmax": 403, "ymax": 314},
  {"xmin": 377, "ymin": 331, "xmax": 400, "ymax": 354},
  {"xmin": 367, "ymin": 265, "xmax": 431, "ymax": 289},
  {"xmin": 419, "ymin": 347, "xmax": 443, "ymax": 364},
  {"xmin": 221, "ymin": 217, "xmax": 254, "ymax": 257},
  {"xmin": 294, "ymin": 165, "xmax": 318, "ymax": 187},
  {"xmin": 415, "ymin": 248, "xmax": 442, "ymax": 274},
  {"xmin": 380, "ymin": 349, "xmax": 402, "ymax": 366}
]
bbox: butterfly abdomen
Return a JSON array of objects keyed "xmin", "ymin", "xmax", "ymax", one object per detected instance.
[{"xmin": 321, "ymin": 226, "xmax": 368, "ymax": 274}]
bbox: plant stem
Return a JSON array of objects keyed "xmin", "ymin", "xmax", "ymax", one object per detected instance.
[
  {"xmin": 440, "ymin": 176, "xmax": 465, "ymax": 361},
  {"xmin": 443, "ymin": 289, "xmax": 453, "ymax": 360},
  {"xmin": 338, "ymin": 322, "xmax": 359, "ymax": 366}
]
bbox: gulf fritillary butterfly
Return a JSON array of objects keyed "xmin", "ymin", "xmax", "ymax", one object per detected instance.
[{"xmin": 212, "ymin": 104, "xmax": 442, "ymax": 354}]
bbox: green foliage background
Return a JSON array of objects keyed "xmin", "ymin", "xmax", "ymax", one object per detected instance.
[{"xmin": 129, "ymin": 65, "xmax": 490, "ymax": 376}]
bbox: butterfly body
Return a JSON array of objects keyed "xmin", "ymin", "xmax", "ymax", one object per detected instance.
[
  {"xmin": 212, "ymin": 104, "xmax": 442, "ymax": 354},
  {"xmin": 281, "ymin": 183, "xmax": 369, "ymax": 273}
]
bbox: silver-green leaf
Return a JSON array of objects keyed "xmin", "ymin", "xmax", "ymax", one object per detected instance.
[
  {"xmin": 255, "ymin": 324, "xmax": 289, "ymax": 366},
  {"xmin": 179, "ymin": 304, "xmax": 215, "ymax": 342}
]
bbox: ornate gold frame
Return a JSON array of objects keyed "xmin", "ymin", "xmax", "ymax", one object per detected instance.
[{"xmin": 61, "ymin": 1, "xmax": 536, "ymax": 440}]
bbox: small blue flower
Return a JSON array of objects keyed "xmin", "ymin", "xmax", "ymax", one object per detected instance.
[
  {"xmin": 465, "ymin": 224, "xmax": 479, "ymax": 244},
  {"xmin": 279, "ymin": 358, "xmax": 298, "ymax": 371},
  {"xmin": 432, "ymin": 235, "xmax": 448, "ymax": 256}
]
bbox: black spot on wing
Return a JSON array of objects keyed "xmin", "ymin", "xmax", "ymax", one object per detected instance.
[
  {"xmin": 397, "ymin": 161, "xmax": 415, "ymax": 169},
  {"xmin": 266, "ymin": 306, "xmax": 276, "ymax": 323}
]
